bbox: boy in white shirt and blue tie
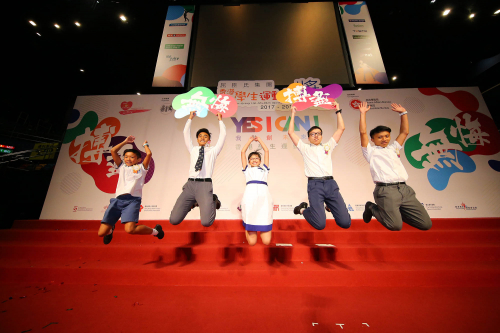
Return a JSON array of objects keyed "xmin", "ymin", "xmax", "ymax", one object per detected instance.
[
  {"xmin": 359, "ymin": 101, "xmax": 432, "ymax": 231},
  {"xmin": 169, "ymin": 111, "xmax": 226, "ymax": 227}
]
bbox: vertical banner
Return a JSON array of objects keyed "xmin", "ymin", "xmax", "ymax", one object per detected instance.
[
  {"xmin": 339, "ymin": 1, "xmax": 388, "ymax": 84},
  {"xmin": 152, "ymin": 6, "xmax": 195, "ymax": 87}
]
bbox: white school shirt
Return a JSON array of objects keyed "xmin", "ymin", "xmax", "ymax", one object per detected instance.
[
  {"xmin": 361, "ymin": 141, "xmax": 409, "ymax": 183},
  {"xmin": 115, "ymin": 162, "xmax": 148, "ymax": 198},
  {"xmin": 184, "ymin": 119, "xmax": 227, "ymax": 178},
  {"xmin": 296, "ymin": 137, "xmax": 338, "ymax": 177}
]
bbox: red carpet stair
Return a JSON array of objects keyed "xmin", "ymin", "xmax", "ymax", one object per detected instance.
[{"xmin": 1, "ymin": 218, "xmax": 499, "ymax": 287}]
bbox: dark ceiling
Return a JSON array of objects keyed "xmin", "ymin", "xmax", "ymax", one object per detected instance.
[{"xmin": 7, "ymin": 0, "xmax": 500, "ymax": 131}]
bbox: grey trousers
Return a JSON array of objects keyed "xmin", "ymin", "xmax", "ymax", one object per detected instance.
[
  {"xmin": 169, "ymin": 180, "xmax": 216, "ymax": 227},
  {"xmin": 371, "ymin": 184, "xmax": 432, "ymax": 231}
]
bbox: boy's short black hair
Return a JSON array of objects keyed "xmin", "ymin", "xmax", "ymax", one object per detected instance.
[
  {"xmin": 123, "ymin": 149, "xmax": 141, "ymax": 159},
  {"xmin": 196, "ymin": 128, "xmax": 211, "ymax": 139},
  {"xmin": 307, "ymin": 126, "xmax": 323, "ymax": 137},
  {"xmin": 248, "ymin": 151, "xmax": 262, "ymax": 161},
  {"xmin": 370, "ymin": 125, "xmax": 392, "ymax": 138}
]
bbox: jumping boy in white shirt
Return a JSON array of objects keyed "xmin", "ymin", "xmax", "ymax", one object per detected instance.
[
  {"xmin": 98, "ymin": 136, "xmax": 164, "ymax": 244},
  {"xmin": 288, "ymin": 104, "xmax": 351, "ymax": 230},
  {"xmin": 169, "ymin": 111, "xmax": 226, "ymax": 227},
  {"xmin": 359, "ymin": 101, "xmax": 432, "ymax": 231}
]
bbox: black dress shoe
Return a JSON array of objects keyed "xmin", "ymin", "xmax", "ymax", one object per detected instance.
[
  {"xmin": 293, "ymin": 202, "xmax": 308, "ymax": 215},
  {"xmin": 103, "ymin": 225, "xmax": 115, "ymax": 245},
  {"xmin": 363, "ymin": 201, "xmax": 374, "ymax": 223},
  {"xmin": 154, "ymin": 224, "xmax": 164, "ymax": 240},
  {"xmin": 213, "ymin": 194, "xmax": 221, "ymax": 210}
]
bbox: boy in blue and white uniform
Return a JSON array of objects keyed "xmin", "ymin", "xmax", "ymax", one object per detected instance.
[
  {"xmin": 358, "ymin": 101, "xmax": 432, "ymax": 231},
  {"xmin": 98, "ymin": 136, "xmax": 164, "ymax": 244},
  {"xmin": 288, "ymin": 104, "xmax": 351, "ymax": 230}
]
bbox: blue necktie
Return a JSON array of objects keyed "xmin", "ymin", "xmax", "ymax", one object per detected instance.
[{"xmin": 195, "ymin": 146, "xmax": 204, "ymax": 172}]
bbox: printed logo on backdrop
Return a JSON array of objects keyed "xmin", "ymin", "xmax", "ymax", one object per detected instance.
[
  {"xmin": 273, "ymin": 205, "xmax": 280, "ymax": 212},
  {"xmin": 73, "ymin": 206, "xmax": 93, "ymax": 212},
  {"xmin": 355, "ymin": 204, "xmax": 365, "ymax": 211},
  {"xmin": 424, "ymin": 203, "xmax": 442, "ymax": 211},
  {"xmin": 119, "ymin": 101, "xmax": 151, "ymax": 115},
  {"xmin": 347, "ymin": 204, "xmax": 354, "ymax": 212},
  {"xmin": 159, "ymin": 96, "xmax": 174, "ymax": 115},
  {"xmin": 217, "ymin": 80, "xmax": 280, "ymax": 110},
  {"xmin": 455, "ymin": 202, "xmax": 477, "ymax": 211},
  {"xmin": 280, "ymin": 204, "xmax": 294, "ymax": 212},
  {"xmin": 64, "ymin": 110, "xmax": 155, "ymax": 194},
  {"xmin": 143, "ymin": 205, "xmax": 161, "ymax": 212},
  {"xmin": 405, "ymin": 88, "xmax": 500, "ymax": 191}
]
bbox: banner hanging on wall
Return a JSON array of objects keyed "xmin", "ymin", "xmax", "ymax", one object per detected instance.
[
  {"xmin": 41, "ymin": 87, "xmax": 500, "ymax": 220},
  {"xmin": 339, "ymin": 1, "xmax": 388, "ymax": 84},
  {"xmin": 152, "ymin": 5, "xmax": 195, "ymax": 87}
]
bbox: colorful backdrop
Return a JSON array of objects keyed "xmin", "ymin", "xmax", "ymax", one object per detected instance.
[{"xmin": 40, "ymin": 87, "xmax": 500, "ymax": 220}]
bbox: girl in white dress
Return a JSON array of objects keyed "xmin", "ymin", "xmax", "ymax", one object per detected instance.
[{"xmin": 240, "ymin": 136, "xmax": 273, "ymax": 246}]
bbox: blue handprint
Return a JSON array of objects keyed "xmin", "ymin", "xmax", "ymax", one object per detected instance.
[{"xmin": 427, "ymin": 150, "xmax": 476, "ymax": 191}]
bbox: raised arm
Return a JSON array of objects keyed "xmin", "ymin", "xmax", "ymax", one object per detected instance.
[
  {"xmin": 331, "ymin": 100, "xmax": 345, "ymax": 143},
  {"xmin": 142, "ymin": 140, "xmax": 152, "ymax": 170},
  {"xmin": 240, "ymin": 136, "xmax": 254, "ymax": 168},
  {"xmin": 391, "ymin": 103, "xmax": 409, "ymax": 146},
  {"xmin": 287, "ymin": 106, "xmax": 300, "ymax": 146},
  {"xmin": 213, "ymin": 112, "xmax": 226, "ymax": 156},
  {"xmin": 359, "ymin": 102, "xmax": 370, "ymax": 148},
  {"xmin": 255, "ymin": 136, "xmax": 269, "ymax": 167},
  {"xmin": 110, "ymin": 135, "xmax": 135, "ymax": 166},
  {"xmin": 183, "ymin": 112, "xmax": 196, "ymax": 152}
]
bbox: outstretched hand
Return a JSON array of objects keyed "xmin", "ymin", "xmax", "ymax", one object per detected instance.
[
  {"xmin": 216, "ymin": 112, "xmax": 222, "ymax": 121},
  {"xmin": 291, "ymin": 106, "xmax": 297, "ymax": 114},
  {"xmin": 359, "ymin": 102, "xmax": 371, "ymax": 113},
  {"xmin": 125, "ymin": 135, "xmax": 135, "ymax": 143},
  {"xmin": 188, "ymin": 111, "xmax": 197, "ymax": 120},
  {"xmin": 391, "ymin": 103, "xmax": 406, "ymax": 113},
  {"xmin": 332, "ymin": 100, "xmax": 340, "ymax": 110}
]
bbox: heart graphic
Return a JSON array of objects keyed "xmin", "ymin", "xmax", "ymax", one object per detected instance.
[{"xmin": 121, "ymin": 101, "xmax": 133, "ymax": 110}]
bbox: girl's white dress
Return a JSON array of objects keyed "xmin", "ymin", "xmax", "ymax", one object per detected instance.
[{"xmin": 241, "ymin": 164, "xmax": 273, "ymax": 232}]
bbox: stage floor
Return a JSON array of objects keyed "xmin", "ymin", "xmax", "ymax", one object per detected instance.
[{"xmin": 1, "ymin": 218, "xmax": 499, "ymax": 332}]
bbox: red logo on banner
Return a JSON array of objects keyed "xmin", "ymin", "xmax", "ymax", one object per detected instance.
[
  {"xmin": 121, "ymin": 101, "xmax": 133, "ymax": 110},
  {"xmin": 350, "ymin": 99, "xmax": 362, "ymax": 109},
  {"xmin": 167, "ymin": 34, "xmax": 186, "ymax": 37}
]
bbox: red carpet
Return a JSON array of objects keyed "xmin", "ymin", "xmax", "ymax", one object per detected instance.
[{"xmin": 1, "ymin": 218, "xmax": 499, "ymax": 332}]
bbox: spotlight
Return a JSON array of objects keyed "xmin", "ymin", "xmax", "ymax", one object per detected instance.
[
  {"xmin": 392, "ymin": 76, "xmax": 397, "ymax": 81},
  {"xmin": 358, "ymin": 88, "xmax": 362, "ymax": 90},
  {"xmin": 54, "ymin": 24, "xmax": 60, "ymax": 28},
  {"xmin": 443, "ymin": 9, "xmax": 451, "ymax": 16},
  {"xmin": 29, "ymin": 20, "xmax": 36, "ymax": 26},
  {"xmin": 75, "ymin": 22, "xmax": 81, "ymax": 27},
  {"xmin": 36, "ymin": 32, "xmax": 41, "ymax": 36},
  {"xmin": 120, "ymin": 15, "xmax": 127, "ymax": 21},
  {"xmin": 469, "ymin": 14, "xmax": 475, "ymax": 18},
  {"xmin": 495, "ymin": 10, "xmax": 500, "ymax": 15},
  {"xmin": 137, "ymin": 92, "xmax": 141, "ymax": 95},
  {"xmin": 80, "ymin": 69, "xmax": 84, "ymax": 72},
  {"xmin": 430, "ymin": 0, "xmax": 436, "ymax": 3}
]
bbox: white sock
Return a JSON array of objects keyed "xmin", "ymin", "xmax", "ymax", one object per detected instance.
[
  {"xmin": 151, "ymin": 229, "xmax": 158, "ymax": 236},
  {"xmin": 300, "ymin": 208, "xmax": 305, "ymax": 214}
]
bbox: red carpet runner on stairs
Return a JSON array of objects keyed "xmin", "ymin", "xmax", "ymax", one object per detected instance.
[{"xmin": 1, "ymin": 218, "xmax": 499, "ymax": 332}]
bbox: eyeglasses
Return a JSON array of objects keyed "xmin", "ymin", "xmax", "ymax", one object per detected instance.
[
  {"xmin": 309, "ymin": 132, "xmax": 322, "ymax": 137},
  {"xmin": 249, "ymin": 158, "xmax": 261, "ymax": 161}
]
